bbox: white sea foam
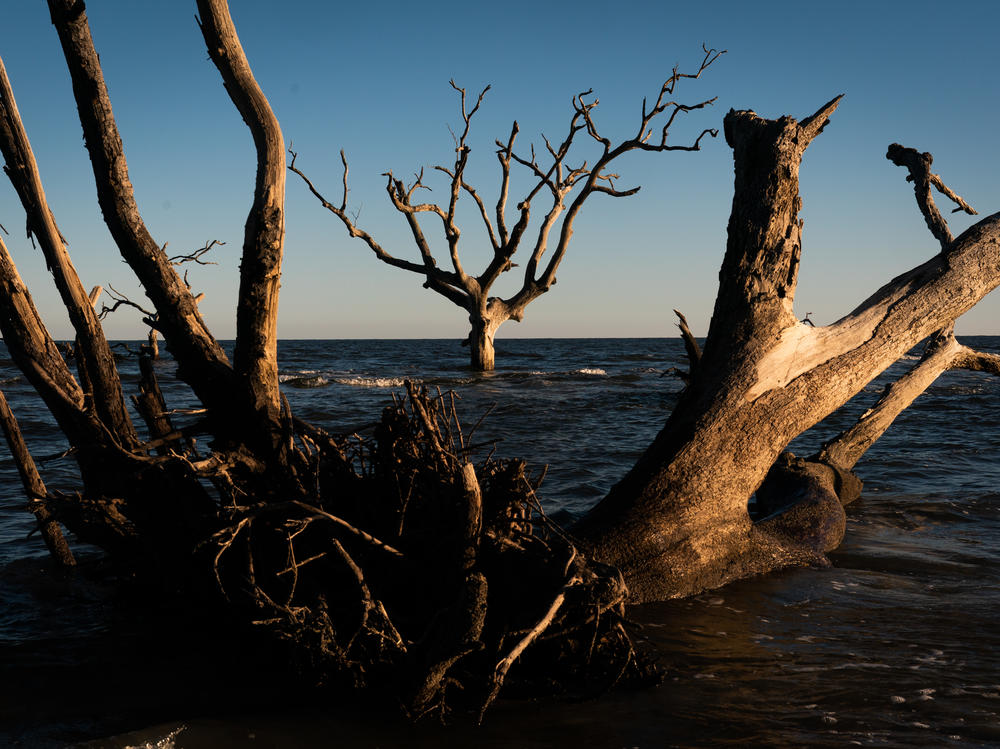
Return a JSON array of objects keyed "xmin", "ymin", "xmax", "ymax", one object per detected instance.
[
  {"xmin": 282, "ymin": 375, "xmax": 329, "ymax": 388},
  {"xmin": 334, "ymin": 376, "xmax": 409, "ymax": 388},
  {"xmin": 526, "ymin": 368, "xmax": 608, "ymax": 377},
  {"xmin": 278, "ymin": 369, "xmax": 321, "ymax": 382}
]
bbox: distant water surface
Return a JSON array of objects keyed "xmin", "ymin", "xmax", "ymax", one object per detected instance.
[{"xmin": 1, "ymin": 338, "xmax": 998, "ymax": 747}]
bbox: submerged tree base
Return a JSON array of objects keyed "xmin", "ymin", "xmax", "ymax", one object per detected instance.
[{"xmin": 55, "ymin": 384, "xmax": 652, "ymax": 722}]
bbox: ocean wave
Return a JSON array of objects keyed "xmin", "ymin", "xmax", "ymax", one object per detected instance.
[
  {"xmin": 526, "ymin": 368, "xmax": 607, "ymax": 377},
  {"xmin": 283, "ymin": 375, "xmax": 329, "ymax": 388},
  {"xmin": 278, "ymin": 369, "xmax": 320, "ymax": 382},
  {"xmin": 333, "ymin": 376, "xmax": 410, "ymax": 388}
]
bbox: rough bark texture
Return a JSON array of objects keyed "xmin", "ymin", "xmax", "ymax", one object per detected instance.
[
  {"xmin": 0, "ymin": 57, "xmax": 136, "ymax": 447},
  {"xmin": 577, "ymin": 98, "xmax": 1000, "ymax": 601},
  {"xmin": 0, "ymin": 4, "xmax": 646, "ymax": 722},
  {"xmin": 46, "ymin": 0, "xmax": 235, "ymax": 414},
  {"xmin": 0, "ymin": 234, "xmax": 94, "ymax": 444},
  {"xmin": 197, "ymin": 0, "xmax": 285, "ymax": 421},
  {"xmin": 4, "ymin": 2, "xmax": 1000, "ymax": 724}
]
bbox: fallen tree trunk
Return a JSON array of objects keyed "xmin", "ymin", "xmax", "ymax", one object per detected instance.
[{"xmin": 577, "ymin": 98, "xmax": 1000, "ymax": 601}]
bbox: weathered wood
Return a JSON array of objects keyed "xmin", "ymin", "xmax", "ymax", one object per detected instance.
[
  {"xmin": 0, "ymin": 57, "xmax": 137, "ymax": 447},
  {"xmin": 886, "ymin": 143, "xmax": 977, "ymax": 248},
  {"xmin": 145, "ymin": 329, "xmax": 159, "ymax": 359},
  {"xmin": 811, "ymin": 143, "xmax": 986, "ymax": 473},
  {"xmin": 467, "ymin": 308, "xmax": 504, "ymax": 371},
  {"xmin": 0, "ymin": 390, "xmax": 75, "ymax": 566},
  {"xmin": 578, "ymin": 98, "xmax": 1000, "ymax": 601},
  {"xmin": 674, "ymin": 308, "xmax": 701, "ymax": 381},
  {"xmin": 0, "ymin": 4, "xmax": 645, "ymax": 721},
  {"xmin": 46, "ymin": 0, "xmax": 235, "ymax": 413},
  {"xmin": 131, "ymin": 354, "xmax": 175, "ymax": 453},
  {"xmin": 819, "ymin": 330, "xmax": 1000, "ymax": 471},
  {"xmin": 5, "ymin": 0, "xmax": 1000, "ymax": 720},
  {"xmin": 0, "ymin": 234, "xmax": 98, "ymax": 444},
  {"xmin": 196, "ymin": 0, "xmax": 286, "ymax": 421},
  {"xmin": 71, "ymin": 285, "xmax": 102, "ymax": 413}
]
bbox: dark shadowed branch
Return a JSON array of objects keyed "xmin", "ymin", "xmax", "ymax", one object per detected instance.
[
  {"xmin": 290, "ymin": 48, "xmax": 724, "ymax": 370},
  {"xmin": 886, "ymin": 143, "xmax": 977, "ymax": 249}
]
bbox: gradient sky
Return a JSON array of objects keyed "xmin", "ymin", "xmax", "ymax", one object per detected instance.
[{"xmin": 1, "ymin": 0, "xmax": 998, "ymax": 341}]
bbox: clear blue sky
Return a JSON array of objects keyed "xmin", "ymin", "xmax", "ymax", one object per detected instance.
[{"xmin": 1, "ymin": 0, "xmax": 998, "ymax": 340}]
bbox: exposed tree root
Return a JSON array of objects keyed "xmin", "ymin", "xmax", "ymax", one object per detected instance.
[{"xmin": 42, "ymin": 384, "xmax": 649, "ymax": 723}]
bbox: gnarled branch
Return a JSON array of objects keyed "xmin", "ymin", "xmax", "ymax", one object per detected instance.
[
  {"xmin": 0, "ymin": 54, "xmax": 137, "ymax": 446},
  {"xmin": 47, "ymin": 0, "xmax": 234, "ymax": 413}
]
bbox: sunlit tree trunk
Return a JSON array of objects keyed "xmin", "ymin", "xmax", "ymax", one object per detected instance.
[{"xmin": 578, "ymin": 98, "xmax": 1000, "ymax": 601}]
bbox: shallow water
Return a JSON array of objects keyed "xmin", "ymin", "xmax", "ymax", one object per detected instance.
[{"xmin": 2, "ymin": 338, "xmax": 999, "ymax": 747}]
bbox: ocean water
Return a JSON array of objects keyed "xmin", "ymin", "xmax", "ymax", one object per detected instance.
[{"xmin": 1, "ymin": 337, "xmax": 999, "ymax": 747}]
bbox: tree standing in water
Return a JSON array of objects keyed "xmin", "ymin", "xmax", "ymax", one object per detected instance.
[
  {"xmin": 1, "ymin": 0, "xmax": 1000, "ymax": 723},
  {"xmin": 289, "ymin": 52, "xmax": 722, "ymax": 371}
]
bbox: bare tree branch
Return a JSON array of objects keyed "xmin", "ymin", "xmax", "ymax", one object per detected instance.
[
  {"xmin": 504, "ymin": 49, "xmax": 725, "ymax": 313},
  {"xmin": 0, "ymin": 390, "xmax": 75, "ymax": 565},
  {"xmin": 47, "ymin": 0, "xmax": 234, "ymax": 414},
  {"xmin": 197, "ymin": 0, "xmax": 286, "ymax": 421},
  {"xmin": 294, "ymin": 50, "xmax": 724, "ymax": 370},
  {"xmin": 887, "ymin": 143, "xmax": 977, "ymax": 250},
  {"xmin": 0, "ymin": 233, "xmax": 103, "ymax": 447},
  {"xmin": 816, "ymin": 146, "xmax": 987, "ymax": 471},
  {"xmin": 99, "ymin": 284, "xmax": 157, "ymax": 322},
  {"xmin": 0, "ymin": 53, "xmax": 137, "ymax": 446},
  {"xmin": 168, "ymin": 239, "xmax": 224, "ymax": 266}
]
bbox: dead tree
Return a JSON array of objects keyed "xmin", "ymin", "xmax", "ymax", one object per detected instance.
[
  {"xmin": 290, "ymin": 49, "xmax": 723, "ymax": 371},
  {"xmin": 2, "ymin": 0, "xmax": 1000, "ymax": 724},
  {"xmin": 0, "ymin": 0, "xmax": 646, "ymax": 721},
  {"xmin": 576, "ymin": 98, "xmax": 1000, "ymax": 601}
]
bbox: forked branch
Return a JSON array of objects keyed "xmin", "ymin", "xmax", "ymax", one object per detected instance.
[
  {"xmin": 502, "ymin": 48, "xmax": 725, "ymax": 309},
  {"xmin": 291, "ymin": 49, "xmax": 723, "ymax": 327},
  {"xmin": 886, "ymin": 143, "xmax": 978, "ymax": 250},
  {"xmin": 817, "ymin": 146, "xmax": 986, "ymax": 470}
]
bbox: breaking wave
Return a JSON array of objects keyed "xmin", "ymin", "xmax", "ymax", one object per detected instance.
[{"xmin": 333, "ymin": 376, "xmax": 410, "ymax": 388}]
